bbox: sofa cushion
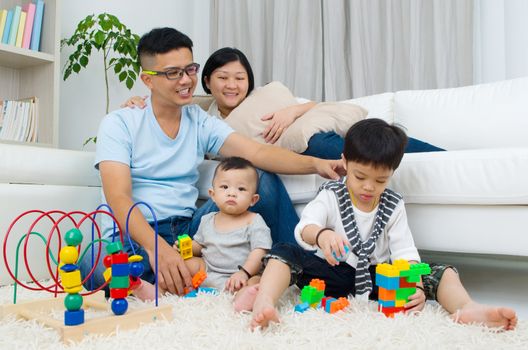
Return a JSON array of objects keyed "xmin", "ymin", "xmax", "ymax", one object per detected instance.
[
  {"xmin": 278, "ymin": 102, "xmax": 367, "ymax": 153},
  {"xmin": 393, "ymin": 77, "xmax": 528, "ymax": 150},
  {"xmin": 224, "ymin": 81, "xmax": 298, "ymax": 144},
  {"xmin": 390, "ymin": 148, "xmax": 528, "ymax": 204}
]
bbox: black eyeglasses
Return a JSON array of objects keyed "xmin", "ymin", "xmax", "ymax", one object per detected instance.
[{"xmin": 143, "ymin": 63, "xmax": 200, "ymax": 80}]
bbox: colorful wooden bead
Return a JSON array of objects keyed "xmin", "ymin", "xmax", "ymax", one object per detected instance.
[
  {"xmin": 64, "ymin": 228, "xmax": 83, "ymax": 246},
  {"xmin": 59, "ymin": 246, "xmax": 79, "ymax": 264},
  {"xmin": 129, "ymin": 262, "xmax": 144, "ymax": 278},
  {"xmin": 103, "ymin": 255, "xmax": 113, "ymax": 268},
  {"xmin": 64, "ymin": 293, "xmax": 83, "ymax": 311},
  {"xmin": 64, "ymin": 309, "xmax": 85, "ymax": 326},
  {"xmin": 111, "ymin": 298, "xmax": 128, "ymax": 315},
  {"xmin": 105, "ymin": 241, "xmax": 123, "ymax": 255}
]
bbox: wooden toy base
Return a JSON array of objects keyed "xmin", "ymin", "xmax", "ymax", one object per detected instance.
[{"xmin": 0, "ymin": 291, "xmax": 173, "ymax": 343}]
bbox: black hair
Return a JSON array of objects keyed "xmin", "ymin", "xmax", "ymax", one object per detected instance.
[
  {"xmin": 343, "ymin": 118, "xmax": 408, "ymax": 170},
  {"xmin": 201, "ymin": 47, "xmax": 255, "ymax": 96},
  {"xmin": 213, "ymin": 156, "xmax": 259, "ymax": 191},
  {"xmin": 137, "ymin": 27, "xmax": 193, "ymax": 68}
]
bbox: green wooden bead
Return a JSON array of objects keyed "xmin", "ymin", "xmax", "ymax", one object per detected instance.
[
  {"xmin": 106, "ymin": 241, "xmax": 124, "ymax": 255},
  {"xmin": 64, "ymin": 293, "xmax": 83, "ymax": 311},
  {"xmin": 64, "ymin": 228, "xmax": 83, "ymax": 246}
]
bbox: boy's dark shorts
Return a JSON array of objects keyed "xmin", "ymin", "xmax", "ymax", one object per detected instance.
[{"xmin": 263, "ymin": 242, "xmax": 457, "ymax": 301}]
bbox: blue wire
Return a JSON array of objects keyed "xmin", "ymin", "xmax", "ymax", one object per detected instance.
[
  {"xmin": 125, "ymin": 202, "xmax": 159, "ymax": 306},
  {"xmin": 89, "ymin": 204, "xmax": 114, "ymax": 291}
]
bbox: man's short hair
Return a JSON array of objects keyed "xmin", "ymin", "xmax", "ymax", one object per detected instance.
[
  {"xmin": 343, "ymin": 118, "xmax": 408, "ymax": 170},
  {"xmin": 137, "ymin": 27, "xmax": 193, "ymax": 68},
  {"xmin": 213, "ymin": 157, "xmax": 259, "ymax": 191}
]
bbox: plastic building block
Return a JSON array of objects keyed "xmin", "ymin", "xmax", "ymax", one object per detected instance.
[
  {"xmin": 378, "ymin": 287, "xmax": 396, "ymax": 300},
  {"xmin": 197, "ymin": 287, "xmax": 219, "ymax": 295},
  {"xmin": 309, "ymin": 278, "xmax": 326, "ymax": 291},
  {"xmin": 178, "ymin": 234, "xmax": 193, "ymax": 260},
  {"xmin": 184, "ymin": 290, "xmax": 198, "ymax": 298},
  {"xmin": 376, "ymin": 263, "xmax": 400, "ymax": 277},
  {"xmin": 376, "ymin": 274, "xmax": 399, "ymax": 290},
  {"xmin": 332, "ymin": 245, "xmax": 350, "ymax": 262},
  {"xmin": 294, "ymin": 302, "xmax": 310, "ymax": 313},
  {"xmin": 300, "ymin": 285, "xmax": 324, "ymax": 305}
]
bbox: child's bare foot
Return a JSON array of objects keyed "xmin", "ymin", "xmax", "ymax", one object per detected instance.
[
  {"xmin": 233, "ymin": 284, "xmax": 259, "ymax": 312},
  {"xmin": 131, "ymin": 280, "xmax": 156, "ymax": 301},
  {"xmin": 452, "ymin": 302, "xmax": 518, "ymax": 330},
  {"xmin": 250, "ymin": 295, "xmax": 280, "ymax": 330}
]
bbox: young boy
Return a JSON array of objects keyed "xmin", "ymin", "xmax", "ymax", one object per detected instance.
[
  {"xmin": 249, "ymin": 118, "xmax": 517, "ymax": 330},
  {"xmin": 135, "ymin": 156, "xmax": 272, "ymax": 300}
]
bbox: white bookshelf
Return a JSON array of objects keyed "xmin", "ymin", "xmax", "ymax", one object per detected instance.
[{"xmin": 0, "ymin": 0, "xmax": 60, "ymax": 147}]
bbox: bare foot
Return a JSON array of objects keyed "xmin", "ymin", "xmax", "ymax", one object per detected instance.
[
  {"xmin": 250, "ymin": 295, "xmax": 280, "ymax": 330},
  {"xmin": 233, "ymin": 284, "xmax": 259, "ymax": 312},
  {"xmin": 452, "ymin": 302, "xmax": 518, "ymax": 331},
  {"xmin": 131, "ymin": 280, "xmax": 156, "ymax": 301}
]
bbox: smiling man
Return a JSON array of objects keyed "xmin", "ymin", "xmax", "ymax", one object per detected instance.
[{"xmin": 82, "ymin": 27, "xmax": 345, "ymax": 297}]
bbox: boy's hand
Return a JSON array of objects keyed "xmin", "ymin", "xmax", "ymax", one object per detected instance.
[
  {"xmin": 317, "ymin": 229, "xmax": 351, "ymax": 266},
  {"xmin": 405, "ymin": 287, "xmax": 426, "ymax": 313},
  {"xmin": 225, "ymin": 271, "xmax": 249, "ymax": 293}
]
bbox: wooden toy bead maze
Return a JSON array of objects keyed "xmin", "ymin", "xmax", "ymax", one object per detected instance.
[{"xmin": 1, "ymin": 205, "xmax": 172, "ymax": 343}]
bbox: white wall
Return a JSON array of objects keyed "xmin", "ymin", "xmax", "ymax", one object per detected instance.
[{"xmin": 59, "ymin": 0, "xmax": 211, "ymax": 150}]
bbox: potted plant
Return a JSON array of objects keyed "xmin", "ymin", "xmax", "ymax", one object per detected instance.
[{"xmin": 61, "ymin": 13, "xmax": 140, "ymax": 145}]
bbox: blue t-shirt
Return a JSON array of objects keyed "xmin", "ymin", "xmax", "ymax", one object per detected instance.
[{"xmin": 94, "ymin": 99, "xmax": 234, "ymax": 237}]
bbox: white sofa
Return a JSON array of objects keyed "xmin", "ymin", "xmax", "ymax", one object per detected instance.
[{"xmin": 2, "ymin": 77, "xmax": 528, "ymax": 286}]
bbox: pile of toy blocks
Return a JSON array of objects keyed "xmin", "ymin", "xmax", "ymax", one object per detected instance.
[
  {"xmin": 375, "ymin": 259, "xmax": 431, "ymax": 317},
  {"xmin": 294, "ymin": 279, "xmax": 349, "ymax": 314}
]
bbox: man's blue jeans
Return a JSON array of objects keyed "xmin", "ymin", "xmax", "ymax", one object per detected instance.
[{"xmin": 80, "ymin": 169, "xmax": 299, "ymax": 291}]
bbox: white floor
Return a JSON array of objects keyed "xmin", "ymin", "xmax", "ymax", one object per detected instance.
[{"xmin": 421, "ymin": 251, "xmax": 528, "ymax": 321}]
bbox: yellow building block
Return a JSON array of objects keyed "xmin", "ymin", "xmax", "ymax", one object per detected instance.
[
  {"xmin": 376, "ymin": 263, "xmax": 399, "ymax": 277},
  {"xmin": 178, "ymin": 234, "xmax": 193, "ymax": 260},
  {"xmin": 395, "ymin": 299, "xmax": 406, "ymax": 307},
  {"xmin": 392, "ymin": 259, "xmax": 410, "ymax": 272}
]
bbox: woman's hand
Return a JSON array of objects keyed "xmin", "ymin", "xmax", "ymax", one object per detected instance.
[
  {"xmin": 121, "ymin": 95, "xmax": 147, "ymax": 109},
  {"xmin": 405, "ymin": 286, "xmax": 426, "ymax": 313},
  {"xmin": 260, "ymin": 106, "xmax": 299, "ymax": 144}
]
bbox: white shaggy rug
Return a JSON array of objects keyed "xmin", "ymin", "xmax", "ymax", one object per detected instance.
[{"xmin": 0, "ymin": 284, "xmax": 526, "ymax": 350}]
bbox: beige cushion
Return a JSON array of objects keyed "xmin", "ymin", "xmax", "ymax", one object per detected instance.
[
  {"xmin": 225, "ymin": 81, "xmax": 367, "ymax": 153},
  {"xmin": 224, "ymin": 81, "xmax": 298, "ymax": 143},
  {"xmin": 192, "ymin": 95, "xmax": 215, "ymax": 111},
  {"xmin": 277, "ymin": 102, "xmax": 367, "ymax": 152}
]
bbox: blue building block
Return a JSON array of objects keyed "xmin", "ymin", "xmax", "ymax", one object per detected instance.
[
  {"xmin": 184, "ymin": 290, "xmax": 198, "ymax": 298},
  {"xmin": 197, "ymin": 287, "xmax": 219, "ymax": 295},
  {"xmin": 378, "ymin": 299, "xmax": 396, "ymax": 307},
  {"xmin": 376, "ymin": 274, "xmax": 400, "ymax": 290},
  {"xmin": 332, "ymin": 245, "xmax": 350, "ymax": 262},
  {"xmin": 294, "ymin": 302, "xmax": 310, "ymax": 313},
  {"xmin": 64, "ymin": 309, "xmax": 85, "ymax": 326},
  {"xmin": 324, "ymin": 298, "xmax": 337, "ymax": 313}
]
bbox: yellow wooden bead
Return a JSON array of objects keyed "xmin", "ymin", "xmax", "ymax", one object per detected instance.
[
  {"xmin": 128, "ymin": 254, "xmax": 143, "ymax": 263},
  {"xmin": 103, "ymin": 267, "xmax": 112, "ymax": 282},
  {"xmin": 60, "ymin": 270, "xmax": 82, "ymax": 289},
  {"xmin": 59, "ymin": 246, "xmax": 79, "ymax": 264}
]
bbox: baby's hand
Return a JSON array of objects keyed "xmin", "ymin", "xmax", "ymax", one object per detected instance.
[
  {"xmin": 405, "ymin": 286, "xmax": 426, "ymax": 313},
  {"xmin": 225, "ymin": 271, "xmax": 248, "ymax": 293},
  {"xmin": 317, "ymin": 229, "xmax": 351, "ymax": 266}
]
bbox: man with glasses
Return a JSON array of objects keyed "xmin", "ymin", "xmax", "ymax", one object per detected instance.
[{"xmin": 84, "ymin": 27, "xmax": 345, "ymax": 297}]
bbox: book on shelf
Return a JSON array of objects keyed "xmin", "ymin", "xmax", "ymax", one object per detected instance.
[
  {"xmin": 0, "ymin": 97, "xmax": 39, "ymax": 143},
  {"xmin": 22, "ymin": 2, "xmax": 35, "ymax": 49},
  {"xmin": 30, "ymin": 0, "xmax": 44, "ymax": 51},
  {"xmin": 15, "ymin": 10, "xmax": 26, "ymax": 47},
  {"xmin": 0, "ymin": 9, "xmax": 8, "ymax": 40},
  {"xmin": 7, "ymin": 5, "xmax": 20, "ymax": 46},
  {"xmin": 1, "ymin": 9, "xmax": 12, "ymax": 44}
]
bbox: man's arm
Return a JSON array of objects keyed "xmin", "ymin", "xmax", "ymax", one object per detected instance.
[
  {"xmin": 99, "ymin": 161, "xmax": 192, "ymax": 295},
  {"xmin": 218, "ymin": 133, "xmax": 345, "ymax": 179}
]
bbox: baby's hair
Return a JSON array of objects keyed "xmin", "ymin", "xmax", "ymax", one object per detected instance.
[
  {"xmin": 213, "ymin": 157, "xmax": 260, "ymax": 191},
  {"xmin": 343, "ymin": 118, "xmax": 408, "ymax": 170}
]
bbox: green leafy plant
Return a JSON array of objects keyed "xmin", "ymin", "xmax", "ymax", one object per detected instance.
[{"xmin": 61, "ymin": 13, "xmax": 141, "ymax": 145}]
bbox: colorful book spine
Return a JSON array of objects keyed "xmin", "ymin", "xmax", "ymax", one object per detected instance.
[
  {"xmin": 0, "ymin": 9, "xmax": 8, "ymax": 41},
  {"xmin": 15, "ymin": 11, "xmax": 27, "ymax": 47},
  {"xmin": 30, "ymin": 0, "xmax": 45, "ymax": 51},
  {"xmin": 7, "ymin": 5, "xmax": 21, "ymax": 46},
  {"xmin": 1, "ymin": 9, "xmax": 13, "ymax": 44},
  {"xmin": 22, "ymin": 3, "xmax": 36, "ymax": 49}
]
